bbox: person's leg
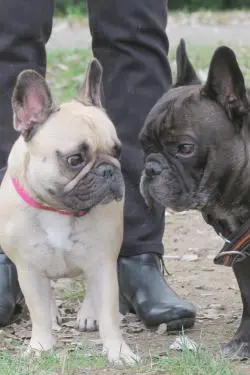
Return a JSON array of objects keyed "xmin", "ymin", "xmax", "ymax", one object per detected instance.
[
  {"xmin": 87, "ymin": 0, "xmax": 196, "ymax": 329},
  {"xmin": 0, "ymin": 0, "xmax": 54, "ymax": 325}
]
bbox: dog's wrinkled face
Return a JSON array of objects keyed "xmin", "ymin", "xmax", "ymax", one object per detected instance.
[
  {"xmin": 140, "ymin": 41, "xmax": 250, "ymax": 221},
  {"xmin": 11, "ymin": 59, "xmax": 124, "ymax": 211}
]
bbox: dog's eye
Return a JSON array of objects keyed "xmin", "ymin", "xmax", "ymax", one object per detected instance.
[
  {"xmin": 67, "ymin": 153, "xmax": 84, "ymax": 167},
  {"xmin": 177, "ymin": 144, "xmax": 194, "ymax": 156}
]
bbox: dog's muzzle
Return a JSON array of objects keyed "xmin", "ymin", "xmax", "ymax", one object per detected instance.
[
  {"xmin": 145, "ymin": 160, "xmax": 163, "ymax": 178},
  {"xmin": 140, "ymin": 154, "xmax": 165, "ymax": 208},
  {"xmin": 95, "ymin": 163, "xmax": 124, "ymax": 201},
  {"xmin": 95, "ymin": 163, "xmax": 116, "ymax": 179},
  {"xmin": 144, "ymin": 153, "xmax": 165, "ymax": 179}
]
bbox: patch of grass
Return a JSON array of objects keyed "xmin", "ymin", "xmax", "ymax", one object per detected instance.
[
  {"xmin": 0, "ymin": 348, "xmax": 107, "ymax": 375},
  {"xmin": 0, "ymin": 346, "xmax": 244, "ymax": 375},
  {"xmin": 152, "ymin": 346, "xmax": 244, "ymax": 375},
  {"xmin": 47, "ymin": 49, "xmax": 92, "ymax": 103},
  {"xmin": 55, "ymin": 1, "xmax": 87, "ymax": 20},
  {"xmin": 1, "ymin": 347, "xmax": 246, "ymax": 375},
  {"xmin": 62, "ymin": 279, "xmax": 85, "ymax": 301},
  {"xmin": 168, "ymin": 43, "xmax": 250, "ymax": 85},
  {"xmin": 47, "ymin": 44, "xmax": 250, "ymax": 104},
  {"xmin": 54, "ymin": 9, "xmax": 250, "ymax": 25},
  {"xmin": 63, "ymin": 5, "xmax": 86, "ymax": 20},
  {"xmin": 169, "ymin": 10, "xmax": 250, "ymax": 25}
]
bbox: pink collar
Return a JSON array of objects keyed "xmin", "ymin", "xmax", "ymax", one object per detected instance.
[{"xmin": 12, "ymin": 177, "xmax": 89, "ymax": 217}]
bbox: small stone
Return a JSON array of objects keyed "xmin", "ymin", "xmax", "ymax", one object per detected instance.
[
  {"xmin": 90, "ymin": 339, "xmax": 102, "ymax": 346},
  {"xmin": 170, "ymin": 336, "xmax": 197, "ymax": 352},
  {"xmin": 182, "ymin": 254, "xmax": 198, "ymax": 262},
  {"xmin": 208, "ymin": 303, "xmax": 225, "ymax": 311},
  {"xmin": 126, "ymin": 325, "xmax": 144, "ymax": 334},
  {"xmin": 157, "ymin": 323, "xmax": 168, "ymax": 335},
  {"xmin": 164, "ymin": 255, "xmax": 181, "ymax": 261},
  {"xmin": 188, "ymin": 247, "xmax": 199, "ymax": 252},
  {"xmin": 195, "ymin": 285, "xmax": 206, "ymax": 290},
  {"xmin": 62, "ymin": 321, "xmax": 75, "ymax": 328},
  {"xmin": 226, "ymin": 319, "xmax": 236, "ymax": 324},
  {"xmin": 201, "ymin": 268, "xmax": 214, "ymax": 272},
  {"xmin": 121, "ymin": 313, "xmax": 139, "ymax": 324}
]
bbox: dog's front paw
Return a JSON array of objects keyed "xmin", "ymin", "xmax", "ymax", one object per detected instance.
[
  {"xmin": 23, "ymin": 335, "xmax": 56, "ymax": 356},
  {"xmin": 22, "ymin": 346, "xmax": 42, "ymax": 358},
  {"xmin": 222, "ymin": 339, "xmax": 250, "ymax": 358},
  {"xmin": 103, "ymin": 340, "xmax": 139, "ymax": 366},
  {"xmin": 75, "ymin": 298, "xmax": 98, "ymax": 332},
  {"xmin": 75, "ymin": 314, "xmax": 98, "ymax": 332}
]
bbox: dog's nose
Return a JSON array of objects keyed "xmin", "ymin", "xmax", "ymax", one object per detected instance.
[
  {"xmin": 96, "ymin": 163, "xmax": 115, "ymax": 178},
  {"xmin": 145, "ymin": 161, "xmax": 162, "ymax": 177}
]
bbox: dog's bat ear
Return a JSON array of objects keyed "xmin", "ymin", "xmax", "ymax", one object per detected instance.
[
  {"xmin": 174, "ymin": 38, "xmax": 201, "ymax": 87},
  {"xmin": 12, "ymin": 70, "xmax": 54, "ymax": 140},
  {"xmin": 202, "ymin": 46, "xmax": 249, "ymax": 127},
  {"xmin": 78, "ymin": 58, "xmax": 103, "ymax": 108}
]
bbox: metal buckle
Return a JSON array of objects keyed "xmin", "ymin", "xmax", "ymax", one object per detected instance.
[
  {"xmin": 216, "ymin": 250, "xmax": 247, "ymax": 266},
  {"xmin": 219, "ymin": 233, "xmax": 232, "ymax": 244}
]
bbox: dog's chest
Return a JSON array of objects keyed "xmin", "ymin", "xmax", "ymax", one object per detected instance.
[
  {"xmin": 37, "ymin": 212, "xmax": 81, "ymax": 278},
  {"xmin": 39, "ymin": 212, "xmax": 73, "ymax": 250}
]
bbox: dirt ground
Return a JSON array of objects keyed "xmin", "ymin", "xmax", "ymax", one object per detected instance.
[{"xmin": 2, "ymin": 210, "xmax": 250, "ymax": 374}]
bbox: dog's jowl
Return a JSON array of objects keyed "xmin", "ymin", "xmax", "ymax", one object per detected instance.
[
  {"xmin": 0, "ymin": 59, "xmax": 138, "ymax": 365},
  {"xmin": 140, "ymin": 40, "xmax": 250, "ymax": 358}
]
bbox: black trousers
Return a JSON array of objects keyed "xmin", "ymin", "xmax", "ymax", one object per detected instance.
[{"xmin": 0, "ymin": 0, "xmax": 171, "ymax": 256}]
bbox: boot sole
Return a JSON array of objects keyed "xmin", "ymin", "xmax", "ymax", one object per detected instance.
[
  {"xmin": 120, "ymin": 293, "xmax": 195, "ymax": 331},
  {"xmin": 147, "ymin": 316, "xmax": 195, "ymax": 332}
]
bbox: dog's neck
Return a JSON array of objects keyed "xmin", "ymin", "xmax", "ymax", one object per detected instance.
[{"xmin": 7, "ymin": 138, "xmax": 83, "ymax": 215}]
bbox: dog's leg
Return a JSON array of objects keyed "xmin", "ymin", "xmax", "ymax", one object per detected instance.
[
  {"xmin": 222, "ymin": 256, "xmax": 250, "ymax": 358},
  {"xmin": 16, "ymin": 264, "xmax": 55, "ymax": 352},
  {"xmin": 86, "ymin": 259, "xmax": 139, "ymax": 365},
  {"xmin": 75, "ymin": 288, "xmax": 98, "ymax": 332}
]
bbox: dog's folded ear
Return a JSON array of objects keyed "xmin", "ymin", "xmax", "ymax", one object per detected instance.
[
  {"xmin": 77, "ymin": 58, "xmax": 103, "ymax": 108},
  {"xmin": 174, "ymin": 38, "xmax": 201, "ymax": 87},
  {"xmin": 12, "ymin": 70, "xmax": 54, "ymax": 140},
  {"xmin": 202, "ymin": 46, "xmax": 249, "ymax": 128}
]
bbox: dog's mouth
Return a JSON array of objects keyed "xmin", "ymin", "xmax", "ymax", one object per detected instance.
[
  {"xmin": 59, "ymin": 165, "xmax": 124, "ymax": 211},
  {"xmin": 141, "ymin": 173, "xmax": 186, "ymax": 212},
  {"xmin": 141, "ymin": 153, "xmax": 203, "ymax": 212},
  {"xmin": 140, "ymin": 153, "xmax": 167, "ymax": 209},
  {"xmin": 140, "ymin": 171, "xmax": 164, "ymax": 209}
]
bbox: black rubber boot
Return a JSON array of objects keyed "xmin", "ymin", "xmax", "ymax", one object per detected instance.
[
  {"xmin": 0, "ymin": 250, "xmax": 24, "ymax": 326},
  {"xmin": 118, "ymin": 253, "xmax": 196, "ymax": 331}
]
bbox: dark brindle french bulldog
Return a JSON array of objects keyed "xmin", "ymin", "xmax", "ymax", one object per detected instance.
[{"xmin": 140, "ymin": 39, "xmax": 250, "ymax": 357}]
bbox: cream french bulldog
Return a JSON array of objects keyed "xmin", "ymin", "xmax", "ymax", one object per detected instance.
[{"xmin": 0, "ymin": 59, "xmax": 138, "ymax": 365}]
